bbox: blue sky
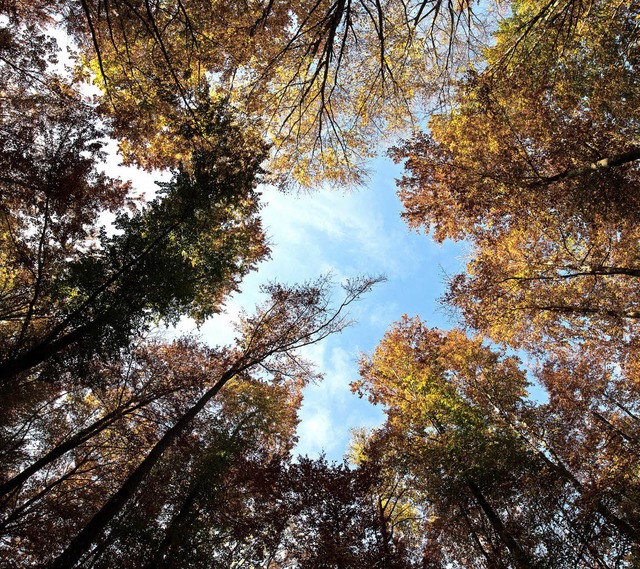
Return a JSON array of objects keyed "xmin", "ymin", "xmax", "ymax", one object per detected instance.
[{"xmin": 187, "ymin": 155, "xmax": 468, "ymax": 459}]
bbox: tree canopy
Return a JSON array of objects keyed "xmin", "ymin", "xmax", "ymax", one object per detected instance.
[{"xmin": 2, "ymin": 0, "xmax": 640, "ymax": 566}]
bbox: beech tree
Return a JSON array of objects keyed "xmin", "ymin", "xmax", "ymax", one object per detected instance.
[
  {"xmin": 68, "ymin": 0, "xmax": 495, "ymax": 186},
  {"xmin": 272, "ymin": 455, "xmax": 419, "ymax": 569},
  {"xmin": 0, "ymin": 338, "xmax": 217, "ymax": 506},
  {"xmin": 0, "ymin": 0, "xmax": 505, "ymax": 187},
  {"xmin": 89, "ymin": 377, "xmax": 304, "ymax": 569},
  {"xmin": 391, "ymin": 0, "xmax": 640, "ymax": 359},
  {"xmin": 5, "ymin": 0, "xmax": 609, "ymax": 190},
  {"xmin": 354, "ymin": 317, "xmax": 541, "ymax": 568},
  {"xmin": 0, "ymin": 340, "xmax": 303, "ymax": 566},
  {"xmin": 0, "ymin": 18, "xmax": 130, "ymax": 380},
  {"xmin": 354, "ymin": 317, "xmax": 640, "ymax": 567},
  {"xmin": 0, "ymin": 339, "xmax": 215, "ymax": 563},
  {"xmin": 0, "ymin": 100, "xmax": 269, "ymax": 385},
  {"xmin": 443, "ymin": 214, "xmax": 640, "ymax": 353},
  {"xmin": 40, "ymin": 275, "xmax": 379, "ymax": 568},
  {"xmin": 394, "ymin": 0, "xmax": 640, "ymax": 240},
  {"xmin": 535, "ymin": 345, "xmax": 640, "ymax": 532}
]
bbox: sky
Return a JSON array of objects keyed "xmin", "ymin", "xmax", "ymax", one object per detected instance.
[{"xmin": 180, "ymin": 156, "xmax": 467, "ymax": 460}]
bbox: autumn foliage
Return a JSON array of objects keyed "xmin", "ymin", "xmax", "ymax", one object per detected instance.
[{"xmin": 1, "ymin": 0, "xmax": 640, "ymax": 566}]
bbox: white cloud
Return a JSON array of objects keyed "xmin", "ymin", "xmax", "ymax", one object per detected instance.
[
  {"xmin": 295, "ymin": 409, "xmax": 340, "ymax": 457},
  {"xmin": 293, "ymin": 341, "xmax": 384, "ymax": 460}
]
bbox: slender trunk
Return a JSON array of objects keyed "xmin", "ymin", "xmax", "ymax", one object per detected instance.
[
  {"xmin": 146, "ymin": 484, "xmax": 200, "ymax": 569},
  {"xmin": 508, "ymin": 416, "xmax": 640, "ymax": 543},
  {"xmin": 376, "ymin": 496, "xmax": 394, "ymax": 565},
  {"xmin": 0, "ymin": 459, "xmax": 88, "ymax": 534},
  {"xmin": 607, "ymin": 397, "xmax": 640, "ymax": 424},
  {"xmin": 591, "ymin": 410, "xmax": 638, "ymax": 445},
  {"xmin": 556, "ymin": 465, "xmax": 640, "ymax": 544},
  {"xmin": 46, "ymin": 367, "xmax": 236, "ymax": 569},
  {"xmin": 459, "ymin": 505, "xmax": 499, "ymax": 567},
  {"xmin": 0, "ymin": 321, "xmax": 97, "ymax": 382},
  {"xmin": 530, "ymin": 444, "xmax": 640, "ymax": 543},
  {"xmin": 476, "ymin": 386, "xmax": 640, "ymax": 545},
  {"xmin": 467, "ymin": 480, "xmax": 536, "ymax": 569},
  {"xmin": 13, "ymin": 195, "xmax": 50, "ymax": 355},
  {"xmin": 0, "ymin": 394, "xmax": 160, "ymax": 500},
  {"xmin": 0, "ymin": 208, "xmax": 188, "ymax": 384}
]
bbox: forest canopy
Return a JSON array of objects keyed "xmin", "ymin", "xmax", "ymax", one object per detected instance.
[{"xmin": 1, "ymin": 0, "xmax": 639, "ymax": 567}]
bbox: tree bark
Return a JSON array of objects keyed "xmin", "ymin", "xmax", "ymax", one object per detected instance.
[
  {"xmin": 534, "ymin": 147, "xmax": 640, "ymax": 185},
  {"xmin": 467, "ymin": 480, "xmax": 536, "ymax": 569},
  {"xmin": 46, "ymin": 367, "xmax": 235, "ymax": 569},
  {"xmin": 0, "ymin": 320, "xmax": 99, "ymax": 383},
  {"xmin": 0, "ymin": 393, "xmax": 163, "ymax": 500},
  {"xmin": 146, "ymin": 484, "xmax": 200, "ymax": 569}
]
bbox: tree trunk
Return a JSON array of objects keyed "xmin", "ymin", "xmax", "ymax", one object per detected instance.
[
  {"xmin": 146, "ymin": 484, "xmax": 200, "ymax": 569},
  {"xmin": 0, "ymin": 394, "xmax": 162, "ymax": 500},
  {"xmin": 535, "ymin": 147, "xmax": 640, "ymax": 185},
  {"xmin": 467, "ymin": 480, "xmax": 536, "ymax": 569},
  {"xmin": 533, "ymin": 449, "xmax": 640, "ymax": 544},
  {"xmin": 0, "ymin": 320, "xmax": 99, "ymax": 383},
  {"xmin": 46, "ymin": 368, "xmax": 235, "ymax": 569}
]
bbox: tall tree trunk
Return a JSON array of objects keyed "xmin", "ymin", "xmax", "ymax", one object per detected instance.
[
  {"xmin": 499, "ymin": 409, "xmax": 640, "ymax": 545},
  {"xmin": 459, "ymin": 505, "xmax": 500, "ymax": 567},
  {"xmin": 0, "ymin": 393, "xmax": 165, "ymax": 500},
  {"xmin": 46, "ymin": 367, "xmax": 236, "ymax": 569},
  {"xmin": 467, "ymin": 480, "xmax": 536, "ymax": 569},
  {"xmin": 0, "ymin": 321, "xmax": 98, "ymax": 382},
  {"xmin": 146, "ymin": 484, "xmax": 200, "ymax": 569},
  {"xmin": 556, "ymin": 461, "xmax": 640, "ymax": 543},
  {"xmin": 591, "ymin": 409, "xmax": 638, "ymax": 445}
]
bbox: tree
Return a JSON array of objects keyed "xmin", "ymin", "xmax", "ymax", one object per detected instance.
[
  {"xmin": 355, "ymin": 317, "xmax": 542, "ymax": 568},
  {"xmin": 0, "ymin": 0, "xmax": 504, "ymax": 187},
  {"xmin": 0, "ymin": 337, "xmax": 303, "ymax": 567},
  {"xmin": 93, "ymin": 376, "xmax": 304, "ymax": 569},
  {"xmin": 444, "ymin": 213, "xmax": 640, "ymax": 353},
  {"xmin": 0, "ymin": 15, "xmax": 131, "ymax": 381},
  {"xmin": 0, "ymin": 338, "xmax": 217, "ymax": 563},
  {"xmin": 535, "ymin": 345, "xmax": 640, "ymax": 541},
  {"xmin": 0, "ymin": 338, "xmax": 215, "ymax": 505},
  {"xmin": 391, "ymin": 0, "xmax": 640, "ymax": 356},
  {"xmin": 274, "ymin": 455, "xmax": 419, "ymax": 569},
  {"xmin": 43, "ymin": 275, "xmax": 380, "ymax": 569},
  {"xmin": 394, "ymin": 0, "xmax": 640, "ymax": 240},
  {"xmin": 353, "ymin": 316, "xmax": 640, "ymax": 567},
  {"xmin": 0, "ymin": 101, "xmax": 269, "ymax": 385}
]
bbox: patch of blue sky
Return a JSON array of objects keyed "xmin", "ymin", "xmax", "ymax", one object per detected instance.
[{"xmin": 187, "ymin": 154, "xmax": 467, "ymax": 460}]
